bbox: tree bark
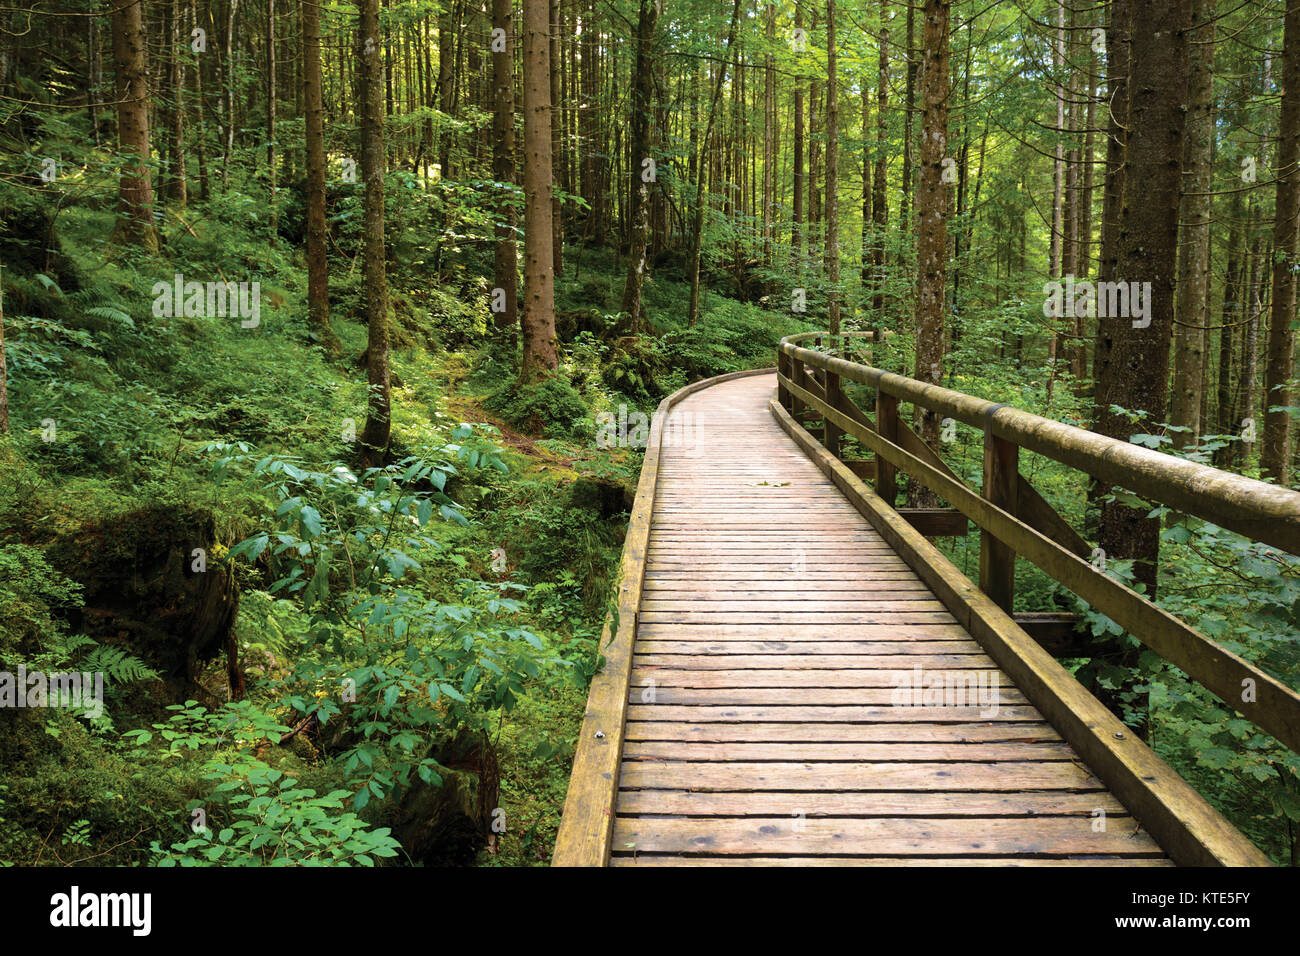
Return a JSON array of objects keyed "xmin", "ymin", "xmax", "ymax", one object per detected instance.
[
  {"xmin": 871, "ymin": 0, "xmax": 888, "ymax": 318},
  {"xmin": 825, "ymin": 0, "xmax": 839, "ymax": 336},
  {"xmin": 169, "ymin": 0, "xmax": 188, "ymax": 207},
  {"xmin": 304, "ymin": 0, "xmax": 337, "ymax": 351},
  {"xmin": 686, "ymin": 0, "xmax": 743, "ymax": 327},
  {"xmin": 619, "ymin": 0, "xmax": 661, "ymax": 332},
  {"xmin": 358, "ymin": 0, "xmax": 392, "ymax": 466},
  {"xmin": 520, "ymin": 0, "xmax": 558, "ymax": 380},
  {"xmin": 1261, "ymin": 0, "xmax": 1300, "ymax": 484},
  {"xmin": 792, "ymin": 2, "xmax": 804, "ymax": 265},
  {"xmin": 1094, "ymin": 0, "xmax": 1190, "ymax": 598},
  {"xmin": 491, "ymin": 0, "xmax": 519, "ymax": 337},
  {"xmin": 110, "ymin": 0, "xmax": 158, "ymax": 251},
  {"xmin": 1170, "ymin": 0, "xmax": 1216, "ymax": 449},
  {"xmin": 909, "ymin": 0, "xmax": 950, "ymax": 509}
]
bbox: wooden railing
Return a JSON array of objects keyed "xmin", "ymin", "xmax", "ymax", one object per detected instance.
[{"xmin": 777, "ymin": 331, "xmax": 1300, "ymax": 762}]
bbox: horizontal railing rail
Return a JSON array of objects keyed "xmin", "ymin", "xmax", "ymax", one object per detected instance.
[{"xmin": 777, "ymin": 332, "xmax": 1300, "ymax": 760}]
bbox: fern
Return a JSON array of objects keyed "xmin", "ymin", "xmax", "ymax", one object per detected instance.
[{"xmin": 80, "ymin": 645, "xmax": 159, "ymax": 685}]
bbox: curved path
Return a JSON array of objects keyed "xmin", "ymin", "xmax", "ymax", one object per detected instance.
[{"xmin": 609, "ymin": 374, "xmax": 1168, "ymax": 865}]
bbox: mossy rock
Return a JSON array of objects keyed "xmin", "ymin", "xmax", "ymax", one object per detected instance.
[{"xmin": 45, "ymin": 504, "xmax": 240, "ymax": 705}]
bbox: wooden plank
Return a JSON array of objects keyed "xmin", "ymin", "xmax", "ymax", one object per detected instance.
[
  {"xmin": 635, "ymin": 623, "xmax": 973, "ymax": 638},
  {"xmin": 622, "ymin": 740, "xmax": 1061, "ymax": 761},
  {"xmin": 639, "ymin": 600, "xmax": 948, "ymax": 612},
  {"xmin": 622, "ymin": 720, "xmax": 1064, "ymax": 742},
  {"xmin": 624, "ymin": 704, "xmax": 1045, "ymax": 722},
  {"xmin": 616, "ymin": 789, "xmax": 1124, "ymax": 817},
  {"xmin": 611, "ymin": 817, "xmax": 1164, "ymax": 856},
  {"xmin": 618, "ymin": 760, "xmax": 1105, "ymax": 792},
  {"xmin": 633, "ymin": 653, "xmax": 995, "ymax": 670},
  {"xmin": 627, "ymin": 686, "xmax": 1030, "ymax": 706},
  {"xmin": 612, "ymin": 855, "xmax": 1171, "ymax": 867},
  {"xmin": 898, "ymin": 508, "xmax": 971, "ymax": 537},
  {"xmin": 633, "ymin": 642, "xmax": 988, "ymax": 658}
]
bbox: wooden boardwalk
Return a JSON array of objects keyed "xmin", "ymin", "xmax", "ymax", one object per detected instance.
[{"xmin": 610, "ymin": 374, "xmax": 1168, "ymax": 865}]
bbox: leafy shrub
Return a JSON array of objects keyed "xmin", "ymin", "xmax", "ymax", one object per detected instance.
[{"xmin": 485, "ymin": 377, "xmax": 593, "ymax": 441}]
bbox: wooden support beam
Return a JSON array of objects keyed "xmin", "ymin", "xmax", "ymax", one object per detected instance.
[
  {"xmin": 875, "ymin": 391, "xmax": 899, "ymax": 507},
  {"xmin": 1013, "ymin": 612, "xmax": 1089, "ymax": 655},
  {"xmin": 981, "ymin": 420, "xmax": 1019, "ymax": 612},
  {"xmin": 898, "ymin": 508, "xmax": 969, "ymax": 537}
]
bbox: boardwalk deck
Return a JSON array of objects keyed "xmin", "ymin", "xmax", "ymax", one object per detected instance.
[{"xmin": 610, "ymin": 374, "xmax": 1169, "ymax": 866}]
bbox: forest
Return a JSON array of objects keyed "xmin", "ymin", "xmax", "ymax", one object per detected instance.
[{"xmin": 0, "ymin": 0, "xmax": 1298, "ymax": 872}]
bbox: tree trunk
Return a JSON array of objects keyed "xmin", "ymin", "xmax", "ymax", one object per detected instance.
[
  {"xmin": 304, "ymin": 0, "xmax": 337, "ymax": 351},
  {"xmin": 909, "ymin": 0, "xmax": 950, "ymax": 509},
  {"xmin": 110, "ymin": 0, "xmax": 158, "ymax": 251},
  {"xmin": 1216, "ymin": 193, "xmax": 1245, "ymax": 467},
  {"xmin": 1170, "ymin": 0, "xmax": 1215, "ymax": 449},
  {"xmin": 357, "ymin": 0, "xmax": 392, "ymax": 466},
  {"xmin": 792, "ymin": 2, "xmax": 804, "ymax": 265},
  {"xmin": 224, "ymin": 0, "xmax": 239, "ymax": 190},
  {"xmin": 549, "ymin": 0, "xmax": 563, "ymax": 276},
  {"xmin": 619, "ymin": 0, "xmax": 660, "ymax": 332},
  {"xmin": 1094, "ymin": 0, "xmax": 1190, "ymax": 598},
  {"xmin": 825, "ymin": 0, "xmax": 839, "ymax": 336},
  {"xmin": 169, "ymin": 0, "xmax": 188, "ymax": 207},
  {"xmin": 871, "ymin": 0, "xmax": 888, "ymax": 318},
  {"xmin": 0, "ymin": 270, "xmax": 8, "ymax": 435},
  {"xmin": 267, "ymin": 0, "xmax": 277, "ymax": 239},
  {"xmin": 1261, "ymin": 0, "xmax": 1300, "ymax": 485},
  {"xmin": 491, "ymin": 0, "xmax": 519, "ymax": 337},
  {"xmin": 191, "ymin": 0, "xmax": 210, "ymax": 201},
  {"xmin": 899, "ymin": 0, "xmax": 916, "ymax": 255},
  {"xmin": 686, "ymin": 0, "xmax": 743, "ymax": 327},
  {"xmin": 520, "ymin": 0, "xmax": 558, "ymax": 380}
]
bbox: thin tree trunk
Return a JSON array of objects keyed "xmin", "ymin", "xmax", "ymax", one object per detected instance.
[
  {"xmin": 871, "ymin": 0, "xmax": 888, "ymax": 318},
  {"xmin": 686, "ymin": 0, "xmax": 743, "ymax": 327},
  {"xmin": 909, "ymin": 0, "xmax": 950, "ymax": 509},
  {"xmin": 1170, "ymin": 0, "xmax": 1216, "ymax": 448},
  {"xmin": 0, "ymin": 270, "xmax": 8, "ymax": 435},
  {"xmin": 491, "ymin": 0, "xmax": 518, "ymax": 337},
  {"xmin": 619, "ymin": 0, "xmax": 660, "ymax": 332},
  {"xmin": 169, "ymin": 0, "xmax": 188, "ymax": 206},
  {"xmin": 521, "ymin": 0, "xmax": 558, "ymax": 380},
  {"xmin": 1262, "ymin": 0, "xmax": 1300, "ymax": 484},
  {"xmin": 358, "ymin": 0, "xmax": 392, "ymax": 465},
  {"xmin": 110, "ymin": 0, "xmax": 158, "ymax": 251},
  {"xmin": 304, "ymin": 0, "xmax": 337, "ymax": 351},
  {"xmin": 549, "ymin": 0, "xmax": 563, "ymax": 276},
  {"xmin": 267, "ymin": 0, "xmax": 277, "ymax": 239},
  {"xmin": 825, "ymin": 0, "xmax": 839, "ymax": 336},
  {"xmin": 792, "ymin": 2, "xmax": 804, "ymax": 266}
]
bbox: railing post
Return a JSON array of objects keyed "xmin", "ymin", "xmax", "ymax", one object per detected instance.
[
  {"xmin": 875, "ymin": 389, "xmax": 899, "ymax": 507},
  {"xmin": 790, "ymin": 351, "xmax": 806, "ymax": 418},
  {"xmin": 824, "ymin": 346, "xmax": 843, "ymax": 458},
  {"xmin": 777, "ymin": 348, "xmax": 791, "ymax": 410},
  {"xmin": 980, "ymin": 406, "xmax": 1019, "ymax": 611}
]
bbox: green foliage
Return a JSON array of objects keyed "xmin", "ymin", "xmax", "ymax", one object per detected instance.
[{"xmin": 485, "ymin": 377, "xmax": 594, "ymax": 441}]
